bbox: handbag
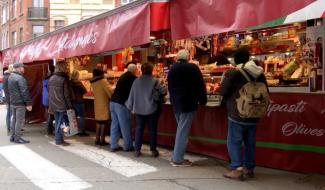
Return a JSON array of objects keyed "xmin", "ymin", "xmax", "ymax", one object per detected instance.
[{"xmin": 152, "ymin": 80, "xmax": 166, "ymax": 104}]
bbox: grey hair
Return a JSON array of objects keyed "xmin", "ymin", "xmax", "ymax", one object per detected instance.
[
  {"xmin": 54, "ymin": 60, "xmax": 68, "ymax": 73},
  {"xmin": 176, "ymin": 49, "xmax": 190, "ymax": 61},
  {"xmin": 127, "ymin": 63, "xmax": 137, "ymax": 73}
]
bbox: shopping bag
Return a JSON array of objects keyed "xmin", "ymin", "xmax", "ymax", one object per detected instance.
[{"xmin": 64, "ymin": 109, "xmax": 79, "ymax": 137}]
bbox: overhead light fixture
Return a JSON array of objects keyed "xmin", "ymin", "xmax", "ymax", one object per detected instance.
[{"xmin": 149, "ymin": 36, "xmax": 156, "ymax": 40}]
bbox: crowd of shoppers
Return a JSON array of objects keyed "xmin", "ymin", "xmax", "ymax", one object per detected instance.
[{"xmin": 3, "ymin": 48, "xmax": 266, "ymax": 181}]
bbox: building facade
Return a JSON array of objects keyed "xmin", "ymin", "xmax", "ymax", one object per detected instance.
[
  {"xmin": 0, "ymin": 0, "xmax": 50, "ymax": 50},
  {"xmin": 50, "ymin": 0, "xmax": 114, "ymax": 32}
]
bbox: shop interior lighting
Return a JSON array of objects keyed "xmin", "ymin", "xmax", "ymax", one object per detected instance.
[{"xmin": 150, "ymin": 36, "xmax": 156, "ymax": 40}]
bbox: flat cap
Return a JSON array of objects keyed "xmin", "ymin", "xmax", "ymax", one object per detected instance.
[{"xmin": 13, "ymin": 63, "xmax": 25, "ymax": 68}]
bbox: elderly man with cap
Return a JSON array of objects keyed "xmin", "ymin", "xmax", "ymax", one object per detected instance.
[
  {"xmin": 8, "ymin": 62, "xmax": 32, "ymax": 144},
  {"xmin": 109, "ymin": 63, "xmax": 138, "ymax": 152},
  {"xmin": 168, "ymin": 49, "xmax": 207, "ymax": 166}
]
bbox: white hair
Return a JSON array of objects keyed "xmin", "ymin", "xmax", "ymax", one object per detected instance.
[
  {"xmin": 127, "ymin": 63, "xmax": 137, "ymax": 73},
  {"xmin": 6, "ymin": 64, "xmax": 14, "ymax": 73},
  {"xmin": 176, "ymin": 49, "xmax": 190, "ymax": 61}
]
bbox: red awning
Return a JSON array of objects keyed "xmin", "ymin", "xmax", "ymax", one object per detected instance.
[
  {"xmin": 170, "ymin": 0, "xmax": 316, "ymax": 40},
  {"xmin": 2, "ymin": 2, "xmax": 154, "ymax": 66}
]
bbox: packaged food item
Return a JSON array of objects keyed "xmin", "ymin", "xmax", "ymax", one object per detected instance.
[
  {"xmin": 282, "ymin": 60, "xmax": 299, "ymax": 76},
  {"xmin": 290, "ymin": 66, "xmax": 303, "ymax": 79}
]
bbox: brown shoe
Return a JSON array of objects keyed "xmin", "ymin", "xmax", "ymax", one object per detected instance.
[
  {"xmin": 170, "ymin": 159, "xmax": 193, "ymax": 167},
  {"xmin": 223, "ymin": 168, "xmax": 244, "ymax": 181}
]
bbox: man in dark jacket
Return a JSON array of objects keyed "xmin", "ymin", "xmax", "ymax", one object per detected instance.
[
  {"xmin": 168, "ymin": 49, "xmax": 207, "ymax": 166},
  {"xmin": 220, "ymin": 48, "xmax": 268, "ymax": 180},
  {"xmin": 110, "ymin": 63, "xmax": 137, "ymax": 152},
  {"xmin": 3, "ymin": 64, "xmax": 14, "ymax": 136},
  {"xmin": 48, "ymin": 61, "xmax": 72, "ymax": 146},
  {"xmin": 8, "ymin": 63, "xmax": 32, "ymax": 144}
]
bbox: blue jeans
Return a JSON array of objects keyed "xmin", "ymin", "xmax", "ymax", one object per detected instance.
[
  {"xmin": 227, "ymin": 118, "xmax": 257, "ymax": 170},
  {"xmin": 54, "ymin": 112, "xmax": 68, "ymax": 144},
  {"xmin": 110, "ymin": 102, "xmax": 133, "ymax": 150},
  {"xmin": 172, "ymin": 111, "xmax": 196, "ymax": 163},
  {"xmin": 74, "ymin": 103, "xmax": 85, "ymax": 133},
  {"xmin": 6, "ymin": 104, "xmax": 11, "ymax": 132},
  {"xmin": 135, "ymin": 110, "xmax": 160, "ymax": 151}
]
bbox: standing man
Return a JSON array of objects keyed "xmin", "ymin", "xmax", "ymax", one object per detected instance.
[
  {"xmin": 168, "ymin": 49, "xmax": 207, "ymax": 166},
  {"xmin": 110, "ymin": 64, "xmax": 137, "ymax": 152},
  {"xmin": 3, "ymin": 64, "xmax": 14, "ymax": 136},
  {"xmin": 8, "ymin": 63, "xmax": 32, "ymax": 144},
  {"xmin": 48, "ymin": 60, "xmax": 72, "ymax": 146},
  {"xmin": 220, "ymin": 48, "xmax": 268, "ymax": 180}
]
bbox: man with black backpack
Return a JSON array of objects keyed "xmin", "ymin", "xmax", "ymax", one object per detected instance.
[{"xmin": 220, "ymin": 48, "xmax": 269, "ymax": 180}]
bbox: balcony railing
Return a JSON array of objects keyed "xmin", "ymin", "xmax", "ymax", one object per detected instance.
[{"xmin": 28, "ymin": 7, "xmax": 48, "ymax": 20}]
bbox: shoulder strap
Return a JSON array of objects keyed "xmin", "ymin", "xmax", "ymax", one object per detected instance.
[{"xmin": 237, "ymin": 68, "xmax": 251, "ymax": 82}]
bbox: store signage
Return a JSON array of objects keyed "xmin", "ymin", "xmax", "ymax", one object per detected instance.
[
  {"xmin": 1, "ymin": 3, "xmax": 150, "ymax": 66},
  {"xmin": 282, "ymin": 122, "xmax": 325, "ymax": 137},
  {"xmin": 51, "ymin": 32, "xmax": 98, "ymax": 56},
  {"xmin": 266, "ymin": 100, "xmax": 307, "ymax": 117}
]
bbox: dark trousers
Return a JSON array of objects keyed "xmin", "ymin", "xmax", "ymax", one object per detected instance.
[{"xmin": 134, "ymin": 110, "xmax": 160, "ymax": 151}]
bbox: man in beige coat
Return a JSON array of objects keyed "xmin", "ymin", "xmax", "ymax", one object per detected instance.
[{"xmin": 90, "ymin": 69, "xmax": 113, "ymax": 145}]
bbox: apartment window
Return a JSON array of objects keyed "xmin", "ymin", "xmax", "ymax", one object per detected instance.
[
  {"xmin": 6, "ymin": 31, "xmax": 9, "ymax": 48},
  {"xmin": 54, "ymin": 20, "xmax": 65, "ymax": 30},
  {"xmin": 70, "ymin": 0, "xmax": 80, "ymax": 4},
  {"xmin": 103, "ymin": 0, "xmax": 113, "ymax": 4},
  {"xmin": 20, "ymin": 0, "xmax": 23, "ymax": 13},
  {"xmin": 121, "ymin": 0, "xmax": 135, "ymax": 5},
  {"xmin": 1, "ymin": 33, "xmax": 6, "ymax": 50},
  {"xmin": 12, "ymin": 0, "xmax": 17, "ymax": 18},
  {"xmin": 19, "ymin": 27, "xmax": 23, "ymax": 43},
  {"xmin": 12, "ymin": 31, "xmax": 17, "ymax": 46},
  {"xmin": 33, "ymin": 0, "xmax": 44, "ymax": 7},
  {"xmin": 32, "ymin": 25, "xmax": 44, "ymax": 38},
  {"xmin": 2, "ymin": 5, "xmax": 8, "ymax": 24}
]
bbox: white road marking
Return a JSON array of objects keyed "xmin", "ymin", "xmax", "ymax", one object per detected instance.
[
  {"xmin": 51, "ymin": 140, "xmax": 158, "ymax": 177},
  {"xmin": 0, "ymin": 145, "xmax": 92, "ymax": 190}
]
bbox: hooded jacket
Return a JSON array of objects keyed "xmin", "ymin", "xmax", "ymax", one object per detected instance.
[{"xmin": 220, "ymin": 60, "xmax": 268, "ymax": 123}]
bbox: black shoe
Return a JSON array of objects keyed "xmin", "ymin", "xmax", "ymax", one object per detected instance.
[
  {"xmin": 110, "ymin": 147, "xmax": 123, "ymax": 152},
  {"xmin": 100, "ymin": 141, "xmax": 109, "ymax": 146},
  {"xmin": 151, "ymin": 150, "xmax": 159, "ymax": 157},
  {"xmin": 95, "ymin": 140, "xmax": 100, "ymax": 145},
  {"xmin": 55, "ymin": 141, "xmax": 70, "ymax": 146},
  {"xmin": 14, "ymin": 137, "xmax": 30, "ymax": 144},
  {"xmin": 9, "ymin": 136, "xmax": 14, "ymax": 142},
  {"xmin": 20, "ymin": 129, "xmax": 25, "ymax": 132},
  {"xmin": 78, "ymin": 132, "xmax": 89, "ymax": 137},
  {"xmin": 134, "ymin": 150, "xmax": 141, "ymax": 157},
  {"xmin": 124, "ymin": 146, "xmax": 135, "ymax": 152}
]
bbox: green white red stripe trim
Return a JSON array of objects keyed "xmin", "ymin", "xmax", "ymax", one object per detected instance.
[{"xmin": 251, "ymin": 0, "xmax": 325, "ymax": 29}]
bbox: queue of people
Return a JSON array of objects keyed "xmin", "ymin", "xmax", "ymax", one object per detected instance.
[{"xmin": 3, "ymin": 48, "xmax": 268, "ymax": 181}]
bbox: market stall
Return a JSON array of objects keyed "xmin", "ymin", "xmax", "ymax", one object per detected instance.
[
  {"xmin": 159, "ymin": 0, "xmax": 325, "ymax": 174},
  {"xmin": 1, "ymin": 0, "xmax": 324, "ymax": 175}
]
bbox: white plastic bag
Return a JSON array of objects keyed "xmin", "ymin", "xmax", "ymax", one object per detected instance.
[{"xmin": 63, "ymin": 109, "xmax": 79, "ymax": 137}]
